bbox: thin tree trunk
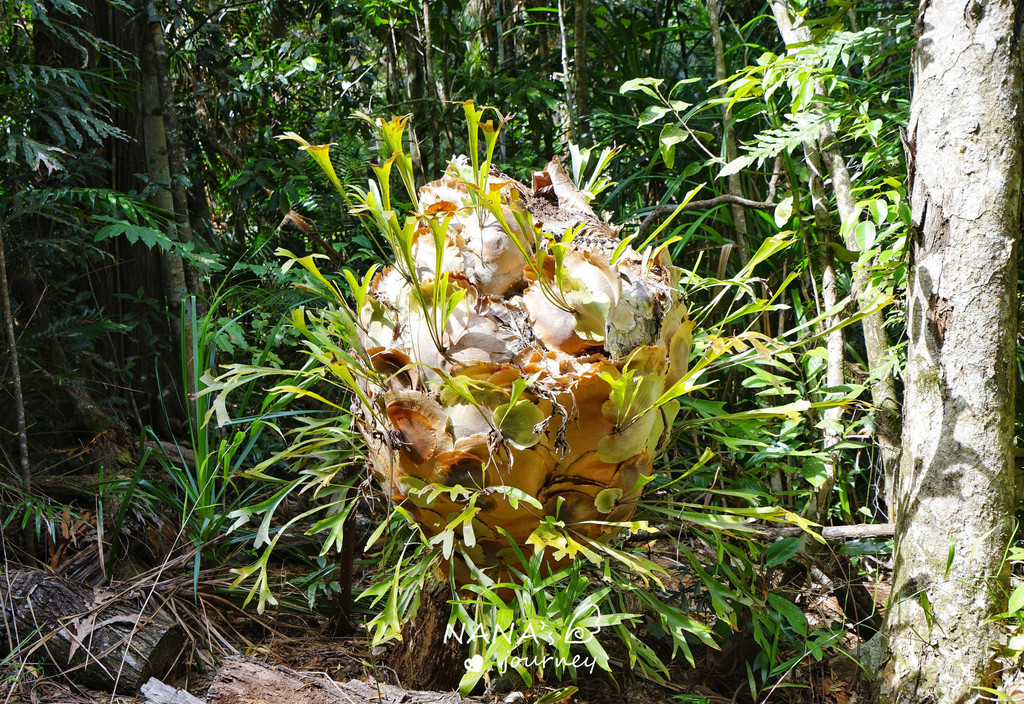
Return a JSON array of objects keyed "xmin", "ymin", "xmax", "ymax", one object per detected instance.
[
  {"xmin": 533, "ymin": 0, "xmax": 549, "ymax": 55},
  {"xmin": 819, "ymin": 123, "xmax": 901, "ymax": 518},
  {"xmin": 401, "ymin": 22, "xmax": 424, "ymax": 179},
  {"xmin": 769, "ymin": 0, "xmax": 845, "ymax": 520},
  {"xmin": 421, "ymin": 0, "xmax": 450, "ymax": 168},
  {"xmin": 385, "ymin": 576, "xmax": 465, "ymax": 690},
  {"xmin": 881, "ymin": 0, "xmax": 1022, "ymax": 701},
  {"xmin": 139, "ymin": 3, "xmax": 187, "ymax": 313},
  {"xmin": 0, "ymin": 228, "xmax": 29, "ymax": 493},
  {"xmin": 769, "ymin": 0, "xmax": 901, "ymax": 517},
  {"xmin": 707, "ymin": 0, "xmax": 750, "ymax": 265},
  {"xmin": 802, "ymin": 143, "xmax": 845, "ymax": 520},
  {"xmin": 139, "ymin": 1, "xmax": 192, "ymax": 426},
  {"xmin": 573, "ymin": 0, "xmax": 588, "ymax": 134},
  {"xmin": 384, "ymin": 27, "xmax": 401, "ymax": 110},
  {"xmin": 149, "ymin": 2, "xmax": 201, "ymax": 302},
  {"xmin": 556, "ymin": 0, "xmax": 575, "ymax": 140}
]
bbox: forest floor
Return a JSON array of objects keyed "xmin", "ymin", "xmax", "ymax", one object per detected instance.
[
  {"xmin": 3, "ymin": 620, "xmax": 877, "ymax": 704},
  {"xmin": 1, "ymin": 539, "xmax": 889, "ymax": 704}
]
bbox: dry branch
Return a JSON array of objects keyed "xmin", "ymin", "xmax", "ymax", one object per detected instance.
[
  {"xmin": 627, "ymin": 522, "xmax": 894, "ymax": 543},
  {"xmin": 635, "ymin": 197, "xmax": 776, "ymax": 244},
  {"xmin": 765, "ymin": 523, "xmax": 895, "ymax": 540}
]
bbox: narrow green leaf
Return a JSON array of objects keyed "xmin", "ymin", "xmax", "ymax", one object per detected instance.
[
  {"xmin": 765, "ymin": 537, "xmax": 802, "ymax": 567},
  {"xmin": 535, "ymin": 686, "xmax": 579, "ymax": 704}
]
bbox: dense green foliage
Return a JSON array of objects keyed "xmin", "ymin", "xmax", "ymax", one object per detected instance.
[{"xmin": 3, "ymin": 0, "xmax": 990, "ymax": 699}]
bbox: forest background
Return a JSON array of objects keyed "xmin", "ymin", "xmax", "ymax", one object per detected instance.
[{"xmin": 1, "ymin": 1, "xmax": 1021, "ymax": 703}]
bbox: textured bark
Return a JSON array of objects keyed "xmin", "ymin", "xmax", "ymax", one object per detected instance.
[
  {"xmin": 385, "ymin": 576, "xmax": 465, "ymax": 691},
  {"xmin": 206, "ymin": 657, "xmax": 473, "ymax": 704},
  {"xmin": 149, "ymin": 3, "xmax": 201, "ymax": 302},
  {"xmin": 138, "ymin": 3, "xmax": 187, "ymax": 314},
  {"xmin": 0, "ymin": 570, "xmax": 183, "ymax": 692},
  {"xmin": 141, "ymin": 677, "xmax": 205, "ymax": 704},
  {"xmin": 880, "ymin": 1, "xmax": 1022, "ymax": 702},
  {"xmin": 400, "ymin": 24, "xmax": 425, "ymax": 180}
]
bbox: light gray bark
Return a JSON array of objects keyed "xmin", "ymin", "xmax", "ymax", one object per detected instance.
[
  {"xmin": 881, "ymin": 1, "xmax": 1022, "ymax": 702},
  {"xmin": 707, "ymin": 0, "xmax": 750, "ymax": 265},
  {"xmin": 802, "ymin": 140, "xmax": 845, "ymax": 520}
]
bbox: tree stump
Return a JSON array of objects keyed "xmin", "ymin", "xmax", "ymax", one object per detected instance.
[
  {"xmin": 0, "ymin": 569, "xmax": 183, "ymax": 692},
  {"xmin": 385, "ymin": 575, "xmax": 466, "ymax": 690}
]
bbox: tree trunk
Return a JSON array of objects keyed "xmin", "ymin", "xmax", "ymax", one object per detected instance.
[
  {"xmin": 556, "ymin": 0, "xmax": 575, "ymax": 139},
  {"xmin": 139, "ymin": 3, "xmax": 187, "ymax": 321},
  {"xmin": 880, "ymin": 1, "xmax": 1022, "ymax": 702},
  {"xmin": 768, "ymin": 0, "xmax": 849, "ymax": 519},
  {"xmin": 0, "ymin": 228, "xmax": 30, "ymax": 494},
  {"xmin": 707, "ymin": 0, "xmax": 750, "ymax": 265},
  {"xmin": 149, "ymin": 1, "xmax": 201, "ymax": 303},
  {"xmin": 400, "ymin": 23, "xmax": 425, "ymax": 180},
  {"xmin": 802, "ymin": 141, "xmax": 845, "ymax": 520},
  {"xmin": 1, "ymin": 569, "xmax": 183, "ymax": 693},
  {"xmin": 385, "ymin": 576, "xmax": 465, "ymax": 691},
  {"xmin": 420, "ymin": 0, "xmax": 450, "ymax": 170},
  {"xmin": 138, "ymin": 0, "xmax": 191, "ymax": 427},
  {"xmin": 573, "ymin": 0, "xmax": 589, "ymax": 134}
]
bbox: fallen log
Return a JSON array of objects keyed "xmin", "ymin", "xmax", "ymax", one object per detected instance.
[
  {"xmin": 206, "ymin": 656, "xmax": 475, "ymax": 704},
  {"xmin": 0, "ymin": 569, "xmax": 183, "ymax": 692},
  {"xmin": 142, "ymin": 677, "xmax": 206, "ymax": 704}
]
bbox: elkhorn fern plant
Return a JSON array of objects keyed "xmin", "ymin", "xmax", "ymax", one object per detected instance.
[
  {"xmin": 208, "ymin": 105, "xmax": 819, "ymax": 611},
  {"xmin": 274, "ymin": 104, "xmax": 719, "ymax": 584},
  {"xmin": 199, "ymin": 104, "xmax": 875, "ymax": 692}
]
